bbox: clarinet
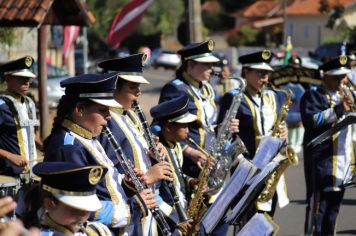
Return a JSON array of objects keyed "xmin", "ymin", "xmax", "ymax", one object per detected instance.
[
  {"xmin": 102, "ymin": 126, "xmax": 172, "ymax": 236},
  {"xmin": 132, "ymin": 100, "xmax": 191, "ymax": 224}
]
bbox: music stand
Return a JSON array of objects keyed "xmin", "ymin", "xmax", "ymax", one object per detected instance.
[
  {"xmin": 225, "ymin": 154, "xmax": 286, "ymax": 225},
  {"xmin": 235, "ymin": 213, "xmax": 279, "ymax": 236},
  {"xmin": 200, "ymin": 156, "xmax": 258, "ymax": 234},
  {"xmin": 307, "ymin": 112, "xmax": 356, "ymax": 149},
  {"xmin": 200, "ymin": 136, "xmax": 285, "ymax": 234}
]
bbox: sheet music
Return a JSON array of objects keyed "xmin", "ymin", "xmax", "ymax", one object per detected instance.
[
  {"xmin": 225, "ymin": 159, "xmax": 281, "ymax": 224},
  {"xmin": 252, "ymin": 136, "xmax": 285, "ymax": 169},
  {"xmin": 201, "ymin": 156, "xmax": 258, "ymax": 234},
  {"xmin": 235, "ymin": 213, "xmax": 278, "ymax": 236}
]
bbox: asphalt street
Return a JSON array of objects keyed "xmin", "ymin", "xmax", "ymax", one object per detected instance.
[{"xmin": 141, "ymin": 67, "xmax": 356, "ymax": 236}]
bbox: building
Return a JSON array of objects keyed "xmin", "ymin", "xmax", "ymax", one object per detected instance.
[{"xmin": 284, "ymin": 0, "xmax": 356, "ymax": 48}]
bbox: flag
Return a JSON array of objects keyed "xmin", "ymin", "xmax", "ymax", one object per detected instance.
[
  {"xmin": 107, "ymin": 0, "xmax": 154, "ymax": 48},
  {"xmin": 284, "ymin": 35, "xmax": 293, "ymax": 65},
  {"xmin": 63, "ymin": 26, "xmax": 80, "ymax": 63}
]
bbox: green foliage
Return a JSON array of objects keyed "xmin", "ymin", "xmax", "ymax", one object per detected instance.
[
  {"xmin": 202, "ymin": 10, "xmax": 235, "ymax": 31},
  {"xmin": 319, "ymin": 0, "xmax": 330, "ymax": 13},
  {"xmin": 135, "ymin": 0, "xmax": 184, "ymax": 36},
  {"xmin": 227, "ymin": 26, "xmax": 258, "ymax": 47},
  {"xmin": 219, "ymin": 0, "xmax": 255, "ymax": 13},
  {"xmin": 0, "ymin": 27, "xmax": 16, "ymax": 46},
  {"xmin": 326, "ymin": 5, "xmax": 344, "ymax": 29},
  {"xmin": 348, "ymin": 27, "xmax": 356, "ymax": 45}
]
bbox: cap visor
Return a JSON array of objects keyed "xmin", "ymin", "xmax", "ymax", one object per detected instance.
[
  {"xmin": 193, "ymin": 55, "xmax": 220, "ymax": 63},
  {"xmin": 248, "ymin": 64, "xmax": 274, "ymax": 71},
  {"xmin": 90, "ymin": 98, "xmax": 122, "ymax": 108},
  {"xmin": 11, "ymin": 71, "xmax": 36, "ymax": 78},
  {"xmin": 119, "ymin": 75, "xmax": 150, "ymax": 84},
  {"xmin": 54, "ymin": 193, "xmax": 102, "ymax": 212},
  {"xmin": 170, "ymin": 113, "xmax": 197, "ymax": 123},
  {"xmin": 324, "ymin": 67, "xmax": 351, "ymax": 76}
]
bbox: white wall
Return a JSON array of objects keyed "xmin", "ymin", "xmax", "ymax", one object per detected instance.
[{"xmin": 284, "ymin": 15, "xmax": 343, "ymax": 49}]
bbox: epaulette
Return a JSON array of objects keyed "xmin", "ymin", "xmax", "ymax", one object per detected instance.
[
  {"xmin": 228, "ymin": 89, "xmax": 240, "ymax": 96},
  {"xmin": 172, "ymin": 79, "xmax": 183, "ymax": 85},
  {"xmin": 64, "ymin": 132, "xmax": 75, "ymax": 145}
]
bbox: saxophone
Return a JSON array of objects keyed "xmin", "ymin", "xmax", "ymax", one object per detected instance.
[
  {"xmin": 206, "ymin": 77, "xmax": 247, "ymax": 195},
  {"xmin": 186, "ymin": 137, "xmax": 212, "ymax": 236},
  {"xmin": 257, "ymin": 85, "xmax": 299, "ymax": 203}
]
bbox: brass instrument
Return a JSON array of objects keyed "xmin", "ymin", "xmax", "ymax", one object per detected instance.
[
  {"xmin": 186, "ymin": 137, "xmax": 212, "ymax": 236},
  {"xmin": 340, "ymin": 82, "xmax": 356, "ymax": 112},
  {"xmin": 257, "ymin": 85, "xmax": 298, "ymax": 203},
  {"xmin": 206, "ymin": 77, "xmax": 247, "ymax": 195}
]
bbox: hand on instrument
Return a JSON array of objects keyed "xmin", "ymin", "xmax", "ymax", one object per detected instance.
[
  {"xmin": 278, "ymin": 126, "xmax": 288, "ymax": 140},
  {"xmin": 0, "ymin": 220, "xmax": 40, "ymax": 236},
  {"xmin": 142, "ymin": 162, "xmax": 173, "ymax": 185},
  {"xmin": 229, "ymin": 118, "xmax": 240, "ymax": 133},
  {"xmin": 184, "ymin": 147, "xmax": 209, "ymax": 170},
  {"xmin": 0, "ymin": 197, "xmax": 16, "ymax": 218},
  {"xmin": 6, "ymin": 153, "xmax": 28, "ymax": 167},
  {"xmin": 341, "ymin": 93, "xmax": 355, "ymax": 112},
  {"xmin": 139, "ymin": 189, "xmax": 157, "ymax": 209},
  {"xmin": 189, "ymin": 178, "xmax": 208, "ymax": 192},
  {"xmin": 177, "ymin": 220, "xmax": 193, "ymax": 234},
  {"xmin": 124, "ymin": 168, "xmax": 144, "ymax": 184},
  {"xmin": 148, "ymin": 142, "xmax": 169, "ymax": 162}
]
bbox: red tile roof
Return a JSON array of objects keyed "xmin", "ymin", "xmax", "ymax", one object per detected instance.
[
  {"xmin": 0, "ymin": 0, "xmax": 95, "ymax": 27},
  {"xmin": 286, "ymin": 0, "xmax": 356, "ymax": 15},
  {"xmin": 202, "ymin": 1, "xmax": 222, "ymax": 14},
  {"xmin": 243, "ymin": 0, "xmax": 283, "ymax": 18}
]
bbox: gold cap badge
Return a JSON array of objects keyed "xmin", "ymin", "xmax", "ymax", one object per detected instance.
[
  {"xmin": 142, "ymin": 54, "xmax": 147, "ymax": 65},
  {"xmin": 89, "ymin": 167, "xmax": 103, "ymax": 185},
  {"xmin": 262, "ymin": 50, "xmax": 271, "ymax": 60},
  {"xmin": 25, "ymin": 56, "xmax": 33, "ymax": 67},
  {"xmin": 207, "ymin": 40, "xmax": 214, "ymax": 51},
  {"xmin": 339, "ymin": 55, "xmax": 347, "ymax": 65}
]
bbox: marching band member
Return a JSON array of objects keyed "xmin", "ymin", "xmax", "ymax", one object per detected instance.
[
  {"xmin": 0, "ymin": 56, "xmax": 42, "ymax": 216},
  {"xmin": 31, "ymin": 161, "xmax": 111, "ymax": 236},
  {"xmin": 97, "ymin": 54, "xmax": 178, "ymax": 235},
  {"xmin": 43, "ymin": 73, "xmax": 155, "ymax": 235},
  {"xmin": 301, "ymin": 56, "xmax": 355, "ymax": 235},
  {"xmin": 158, "ymin": 40, "xmax": 220, "ymax": 178},
  {"xmin": 150, "ymin": 94, "xmax": 199, "ymax": 234},
  {"xmin": 218, "ymin": 50, "xmax": 289, "ymax": 216},
  {"xmin": 210, "ymin": 52, "xmax": 240, "ymax": 105}
]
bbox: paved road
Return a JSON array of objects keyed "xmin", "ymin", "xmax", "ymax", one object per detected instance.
[{"xmin": 141, "ymin": 67, "xmax": 356, "ymax": 236}]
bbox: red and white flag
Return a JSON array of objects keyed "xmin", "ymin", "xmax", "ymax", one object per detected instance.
[
  {"xmin": 63, "ymin": 26, "xmax": 80, "ymax": 63},
  {"xmin": 107, "ymin": 0, "xmax": 154, "ymax": 48}
]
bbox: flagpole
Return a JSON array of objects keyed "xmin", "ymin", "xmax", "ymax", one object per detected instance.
[
  {"xmin": 188, "ymin": 0, "xmax": 203, "ymax": 43},
  {"xmin": 83, "ymin": 0, "xmax": 88, "ymax": 74},
  {"xmin": 83, "ymin": 27, "xmax": 88, "ymax": 74}
]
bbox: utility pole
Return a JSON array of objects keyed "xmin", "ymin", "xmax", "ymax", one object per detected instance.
[
  {"xmin": 283, "ymin": 0, "xmax": 287, "ymax": 45},
  {"xmin": 188, "ymin": 0, "xmax": 203, "ymax": 43}
]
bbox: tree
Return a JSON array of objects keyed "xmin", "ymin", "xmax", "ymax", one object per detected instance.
[
  {"xmin": 0, "ymin": 28, "xmax": 16, "ymax": 46},
  {"xmin": 218, "ymin": 0, "xmax": 256, "ymax": 14},
  {"xmin": 227, "ymin": 26, "xmax": 258, "ymax": 47}
]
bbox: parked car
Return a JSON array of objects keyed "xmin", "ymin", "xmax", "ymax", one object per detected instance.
[
  {"xmin": 30, "ymin": 64, "xmax": 68, "ymax": 108},
  {"xmin": 309, "ymin": 43, "xmax": 355, "ymax": 62},
  {"xmin": 151, "ymin": 49, "xmax": 181, "ymax": 70}
]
